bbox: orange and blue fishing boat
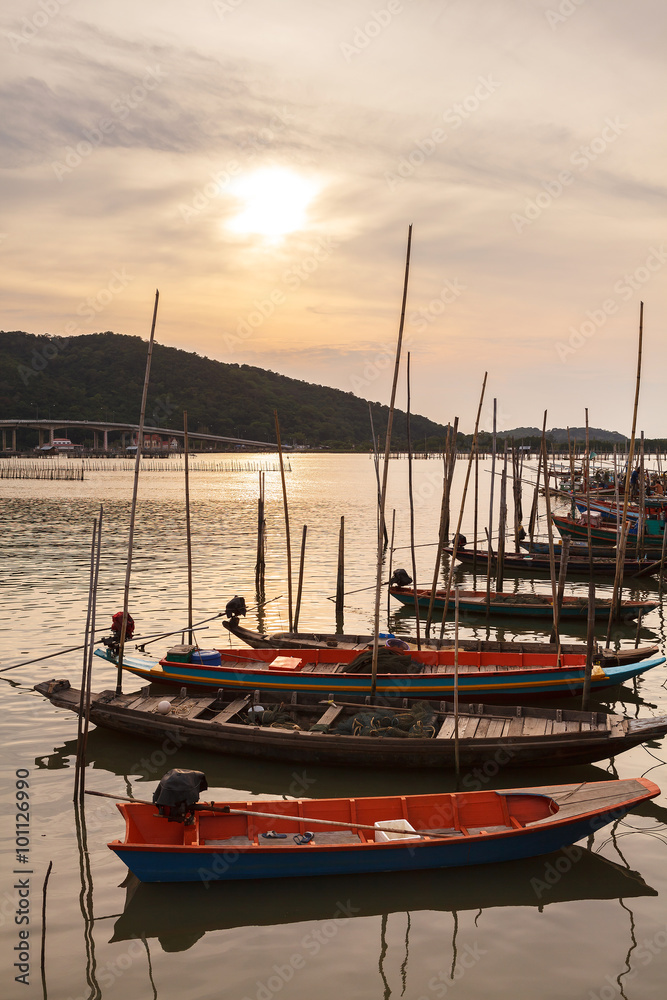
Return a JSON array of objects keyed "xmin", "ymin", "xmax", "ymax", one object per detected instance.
[
  {"xmin": 108, "ymin": 772, "xmax": 660, "ymax": 882},
  {"xmin": 95, "ymin": 644, "xmax": 666, "ymax": 700}
]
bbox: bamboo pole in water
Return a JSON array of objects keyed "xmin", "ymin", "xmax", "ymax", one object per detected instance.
[
  {"xmin": 437, "ymin": 374, "xmax": 488, "ymax": 639},
  {"xmin": 607, "ymin": 302, "xmax": 643, "ymax": 639},
  {"xmin": 473, "ymin": 440, "xmax": 479, "ymax": 574},
  {"xmin": 453, "ymin": 586, "xmax": 460, "ymax": 787},
  {"xmin": 274, "ymin": 410, "xmax": 293, "ymax": 632},
  {"xmin": 116, "ymin": 289, "xmax": 159, "ymax": 695},
  {"xmin": 183, "ymin": 411, "xmax": 193, "ymax": 644},
  {"xmin": 335, "ymin": 516, "xmax": 345, "ymax": 634},
  {"xmin": 387, "ymin": 509, "xmax": 396, "ymax": 628},
  {"xmin": 425, "ymin": 418, "xmax": 458, "ymax": 637},
  {"xmin": 293, "ymin": 525, "xmax": 307, "ymax": 632},
  {"xmin": 255, "ymin": 472, "xmax": 266, "ymax": 592},
  {"xmin": 540, "ymin": 417, "xmax": 560, "ymax": 648},
  {"xmin": 581, "ymin": 412, "xmax": 595, "ymax": 710},
  {"xmin": 552, "ymin": 535, "xmax": 570, "ymax": 645},
  {"xmin": 485, "ymin": 399, "xmax": 497, "ymax": 614},
  {"xmin": 406, "ymin": 353, "xmax": 421, "ymax": 649},
  {"xmin": 369, "ymin": 403, "xmax": 388, "ymax": 546},
  {"xmin": 78, "ymin": 510, "xmax": 102, "ymax": 802},
  {"xmin": 371, "ymin": 225, "xmax": 412, "ymax": 697},
  {"xmin": 496, "ymin": 442, "xmax": 508, "ymax": 591},
  {"xmin": 74, "ymin": 517, "xmax": 99, "ymax": 802}
]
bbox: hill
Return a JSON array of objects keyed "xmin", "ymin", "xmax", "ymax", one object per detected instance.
[
  {"xmin": 0, "ymin": 331, "xmax": 450, "ymax": 450},
  {"xmin": 497, "ymin": 426, "xmax": 628, "ymax": 444}
]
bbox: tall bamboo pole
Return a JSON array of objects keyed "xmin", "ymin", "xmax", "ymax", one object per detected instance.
[
  {"xmin": 437, "ymin": 374, "xmax": 488, "ymax": 638},
  {"xmin": 183, "ymin": 410, "xmax": 193, "ymax": 644},
  {"xmin": 293, "ymin": 525, "xmax": 307, "ymax": 632},
  {"xmin": 371, "ymin": 225, "xmax": 412, "ymax": 697},
  {"xmin": 274, "ymin": 410, "xmax": 293, "ymax": 632},
  {"xmin": 496, "ymin": 442, "xmax": 508, "ymax": 591},
  {"xmin": 425, "ymin": 418, "xmax": 458, "ymax": 637},
  {"xmin": 116, "ymin": 289, "xmax": 159, "ymax": 695},
  {"xmin": 607, "ymin": 302, "xmax": 644, "ymax": 638},
  {"xmin": 540, "ymin": 416, "xmax": 560, "ymax": 647},
  {"xmin": 473, "ymin": 441, "xmax": 479, "ymax": 574},
  {"xmin": 335, "ymin": 516, "xmax": 345, "ymax": 634},
  {"xmin": 406, "ymin": 353, "xmax": 421, "ymax": 649},
  {"xmin": 485, "ymin": 399, "xmax": 497, "ymax": 612}
]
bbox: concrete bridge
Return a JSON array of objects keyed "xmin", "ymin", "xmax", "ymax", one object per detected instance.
[{"xmin": 0, "ymin": 419, "xmax": 281, "ymax": 452}]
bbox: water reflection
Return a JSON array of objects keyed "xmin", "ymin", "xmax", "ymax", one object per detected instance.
[{"xmin": 110, "ymin": 851, "xmax": 656, "ymax": 954}]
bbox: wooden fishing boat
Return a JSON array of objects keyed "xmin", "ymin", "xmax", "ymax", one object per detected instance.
[
  {"xmin": 222, "ymin": 618, "xmax": 659, "ymax": 667},
  {"xmin": 93, "ymin": 644, "xmax": 666, "ymax": 700},
  {"xmin": 111, "ymin": 849, "xmax": 658, "ymax": 947},
  {"xmin": 443, "ymin": 546, "xmax": 658, "ymax": 577},
  {"xmin": 552, "ymin": 513, "xmax": 665, "ymax": 550},
  {"xmin": 389, "ymin": 585, "xmax": 658, "ymax": 622},
  {"xmin": 36, "ymin": 679, "xmax": 667, "ymax": 769},
  {"xmin": 107, "ymin": 776, "xmax": 660, "ymax": 882},
  {"xmin": 520, "ymin": 539, "xmax": 664, "ymax": 561}
]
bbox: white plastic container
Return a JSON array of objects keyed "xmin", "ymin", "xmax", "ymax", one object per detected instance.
[{"xmin": 374, "ymin": 819, "xmax": 421, "ymax": 842}]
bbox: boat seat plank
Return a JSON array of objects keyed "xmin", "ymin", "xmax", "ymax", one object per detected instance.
[
  {"xmin": 435, "ymin": 716, "xmax": 457, "ymax": 740},
  {"xmin": 469, "ymin": 717, "xmax": 488, "ymax": 739},
  {"xmin": 459, "ymin": 717, "xmax": 482, "ymax": 739},
  {"xmin": 185, "ymin": 699, "xmax": 218, "ymax": 719},
  {"xmin": 209, "ymin": 696, "xmax": 251, "ymax": 724},
  {"xmin": 310, "ymin": 704, "xmax": 346, "ymax": 731},
  {"xmin": 484, "ymin": 719, "xmax": 506, "ymax": 739},
  {"xmin": 507, "ymin": 716, "xmax": 525, "ymax": 737},
  {"xmin": 204, "ymin": 836, "xmax": 253, "ymax": 847},
  {"xmin": 521, "ymin": 718, "xmax": 549, "ymax": 737}
]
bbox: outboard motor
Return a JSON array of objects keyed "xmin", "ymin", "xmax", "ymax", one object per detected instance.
[
  {"xmin": 390, "ymin": 568, "xmax": 413, "ymax": 588},
  {"xmin": 101, "ymin": 611, "xmax": 135, "ymax": 655},
  {"xmin": 153, "ymin": 769, "xmax": 209, "ymax": 825},
  {"xmin": 225, "ymin": 595, "xmax": 247, "ymax": 623}
]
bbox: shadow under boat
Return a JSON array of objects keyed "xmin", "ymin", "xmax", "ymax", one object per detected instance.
[{"xmin": 110, "ymin": 847, "xmax": 657, "ymax": 953}]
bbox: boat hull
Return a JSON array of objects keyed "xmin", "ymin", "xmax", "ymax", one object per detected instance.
[
  {"xmin": 95, "ymin": 648, "xmax": 665, "ymax": 700},
  {"xmin": 108, "ymin": 779, "xmax": 660, "ymax": 882}
]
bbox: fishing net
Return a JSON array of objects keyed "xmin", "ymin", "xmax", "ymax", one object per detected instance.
[
  {"xmin": 344, "ymin": 648, "xmax": 421, "ymax": 674},
  {"xmin": 330, "ymin": 702, "xmax": 437, "ymax": 739}
]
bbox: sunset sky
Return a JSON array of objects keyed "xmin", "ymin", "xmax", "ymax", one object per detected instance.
[{"xmin": 2, "ymin": 0, "xmax": 666, "ymax": 433}]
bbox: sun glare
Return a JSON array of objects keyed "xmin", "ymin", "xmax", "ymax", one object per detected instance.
[{"xmin": 227, "ymin": 167, "xmax": 318, "ymax": 238}]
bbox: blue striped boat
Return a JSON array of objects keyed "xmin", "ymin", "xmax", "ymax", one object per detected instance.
[{"xmin": 94, "ymin": 647, "xmax": 666, "ymax": 700}]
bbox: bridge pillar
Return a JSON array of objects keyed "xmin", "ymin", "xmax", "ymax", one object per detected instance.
[
  {"xmin": 103, "ymin": 429, "xmax": 108, "ymax": 451},
  {"xmin": 49, "ymin": 426, "xmax": 54, "ymax": 444},
  {"xmin": 93, "ymin": 430, "xmax": 98, "ymax": 450},
  {"xmin": 38, "ymin": 429, "xmax": 44, "ymax": 447},
  {"xmin": 1, "ymin": 430, "xmax": 5, "ymax": 451},
  {"xmin": 12, "ymin": 428, "xmax": 17, "ymax": 452}
]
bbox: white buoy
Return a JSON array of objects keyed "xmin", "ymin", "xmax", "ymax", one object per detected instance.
[{"xmin": 156, "ymin": 700, "xmax": 171, "ymax": 715}]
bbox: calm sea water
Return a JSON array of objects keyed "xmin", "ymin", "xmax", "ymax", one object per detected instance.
[{"xmin": 1, "ymin": 453, "xmax": 667, "ymax": 1000}]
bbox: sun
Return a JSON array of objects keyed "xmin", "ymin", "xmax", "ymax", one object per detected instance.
[{"xmin": 227, "ymin": 167, "xmax": 318, "ymax": 239}]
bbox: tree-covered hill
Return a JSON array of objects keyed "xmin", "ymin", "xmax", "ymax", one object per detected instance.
[{"xmin": 0, "ymin": 331, "xmax": 451, "ymax": 449}]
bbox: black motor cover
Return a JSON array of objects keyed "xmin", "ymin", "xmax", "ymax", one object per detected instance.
[
  {"xmin": 153, "ymin": 769, "xmax": 208, "ymax": 823},
  {"xmin": 225, "ymin": 595, "xmax": 247, "ymax": 619},
  {"xmin": 390, "ymin": 568, "xmax": 413, "ymax": 588}
]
